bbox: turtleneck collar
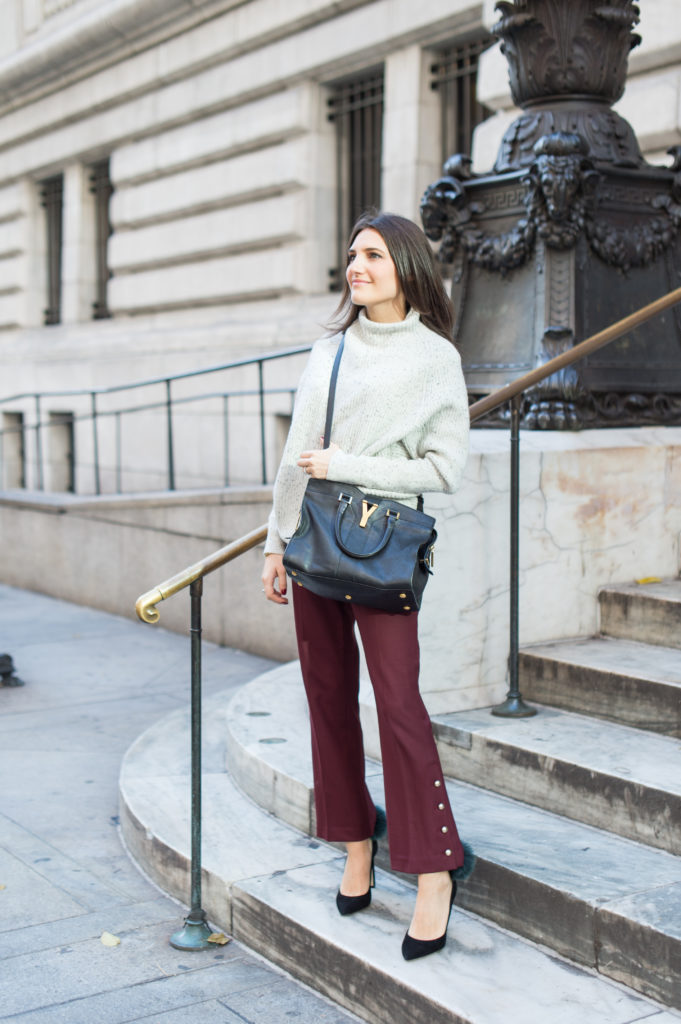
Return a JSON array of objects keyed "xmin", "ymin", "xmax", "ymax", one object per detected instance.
[{"xmin": 348, "ymin": 306, "xmax": 422, "ymax": 345}]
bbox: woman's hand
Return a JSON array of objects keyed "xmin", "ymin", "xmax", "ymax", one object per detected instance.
[
  {"xmin": 262, "ymin": 553, "xmax": 288, "ymax": 604},
  {"xmin": 297, "ymin": 441, "xmax": 340, "ymax": 479}
]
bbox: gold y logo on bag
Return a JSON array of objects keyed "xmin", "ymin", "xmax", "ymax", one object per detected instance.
[{"xmin": 359, "ymin": 500, "xmax": 379, "ymax": 528}]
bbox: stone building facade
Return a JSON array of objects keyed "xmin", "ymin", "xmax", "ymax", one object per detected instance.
[{"xmin": 0, "ymin": 0, "xmax": 679, "ymax": 493}]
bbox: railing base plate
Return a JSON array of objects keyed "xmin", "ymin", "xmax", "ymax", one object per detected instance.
[
  {"xmin": 169, "ymin": 910, "xmax": 213, "ymax": 951},
  {"xmin": 491, "ymin": 695, "xmax": 538, "ymax": 717}
]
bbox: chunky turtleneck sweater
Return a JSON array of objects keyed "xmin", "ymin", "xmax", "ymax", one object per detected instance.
[{"xmin": 265, "ymin": 307, "xmax": 470, "ymax": 555}]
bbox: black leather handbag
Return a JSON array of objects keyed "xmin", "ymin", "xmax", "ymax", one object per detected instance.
[{"xmin": 283, "ymin": 335, "xmax": 437, "ymax": 614}]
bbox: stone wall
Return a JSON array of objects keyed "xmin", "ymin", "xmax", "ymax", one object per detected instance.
[
  {"xmin": 0, "ymin": 0, "xmax": 482, "ymax": 332},
  {"xmin": 0, "ymin": 485, "xmax": 299, "ymax": 662},
  {"xmin": 0, "ymin": 0, "xmax": 485, "ymax": 495},
  {"xmin": 0, "ymin": 0, "xmax": 678, "ymax": 338}
]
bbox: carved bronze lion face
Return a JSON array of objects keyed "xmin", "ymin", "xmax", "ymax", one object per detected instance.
[{"xmin": 535, "ymin": 154, "xmax": 584, "ymax": 221}]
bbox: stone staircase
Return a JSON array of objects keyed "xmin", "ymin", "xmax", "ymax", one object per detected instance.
[
  {"xmin": 426, "ymin": 578, "xmax": 681, "ymax": 1008},
  {"xmin": 518, "ymin": 580, "xmax": 681, "ymax": 734},
  {"xmin": 119, "ymin": 578, "xmax": 681, "ymax": 1023}
]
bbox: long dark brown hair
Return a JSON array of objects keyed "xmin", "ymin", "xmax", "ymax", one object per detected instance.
[{"xmin": 327, "ymin": 210, "xmax": 455, "ymax": 343}]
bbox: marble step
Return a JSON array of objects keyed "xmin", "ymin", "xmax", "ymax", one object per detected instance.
[
  {"xmin": 431, "ymin": 705, "xmax": 681, "ymax": 856},
  {"xmin": 599, "ymin": 579, "xmax": 681, "ymax": 649},
  {"xmin": 119, "ymin": 686, "xmax": 681, "ymax": 1024},
  {"xmin": 225, "ymin": 663, "xmax": 681, "ymax": 1011},
  {"xmin": 518, "ymin": 636, "xmax": 681, "ymax": 736}
]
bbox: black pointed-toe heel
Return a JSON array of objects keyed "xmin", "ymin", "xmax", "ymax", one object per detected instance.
[
  {"xmin": 336, "ymin": 838, "xmax": 378, "ymax": 916},
  {"xmin": 401, "ymin": 873, "xmax": 457, "ymax": 961}
]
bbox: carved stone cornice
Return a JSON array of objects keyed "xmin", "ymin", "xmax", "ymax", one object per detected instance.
[{"xmin": 0, "ymin": 0, "xmax": 240, "ymax": 110}]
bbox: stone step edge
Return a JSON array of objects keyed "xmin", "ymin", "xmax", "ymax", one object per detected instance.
[
  {"xmin": 229, "ymin": 659, "xmax": 681, "ymax": 844},
  {"xmin": 517, "ymin": 637, "xmax": 681, "ymax": 735},
  {"xmin": 118, "ymin": 696, "xmax": 679, "ymax": 1024},
  {"xmin": 599, "ymin": 579, "xmax": 681, "ymax": 606},
  {"xmin": 598, "ymin": 579, "xmax": 681, "ymax": 650},
  {"xmin": 520, "ymin": 635, "xmax": 681, "ymax": 685},
  {"xmin": 224, "ymin": 663, "xmax": 681, "ymax": 1011},
  {"xmin": 431, "ymin": 703, "xmax": 681, "ymax": 855}
]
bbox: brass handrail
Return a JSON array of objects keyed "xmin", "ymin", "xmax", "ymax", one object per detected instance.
[
  {"xmin": 135, "ymin": 283, "xmax": 681, "ymax": 624},
  {"xmin": 135, "ymin": 523, "xmax": 267, "ymax": 624}
]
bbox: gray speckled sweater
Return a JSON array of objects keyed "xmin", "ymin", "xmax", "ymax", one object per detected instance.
[{"xmin": 264, "ymin": 307, "xmax": 470, "ymax": 555}]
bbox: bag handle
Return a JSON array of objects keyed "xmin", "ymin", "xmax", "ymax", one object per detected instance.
[
  {"xmin": 323, "ymin": 334, "xmax": 345, "ymax": 450},
  {"xmin": 322, "ymin": 331, "xmax": 423, "ymax": 513},
  {"xmin": 334, "ymin": 496, "xmax": 398, "ymax": 559}
]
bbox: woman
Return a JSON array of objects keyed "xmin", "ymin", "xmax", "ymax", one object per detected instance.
[{"xmin": 262, "ymin": 210, "xmax": 471, "ymax": 961}]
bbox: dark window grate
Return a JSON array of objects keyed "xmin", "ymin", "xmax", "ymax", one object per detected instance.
[
  {"xmin": 40, "ymin": 175, "xmax": 63, "ymax": 325},
  {"xmin": 431, "ymin": 36, "xmax": 493, "ymax": 165},
  {"xmin": 89, "ymin": 159, "xmax": 113, "ymax": 320},
  {"xmin": 327, "ymin": 68, "xmax": 384, "ymax": 289},
  {"xmin": 1, "ymin": 411, "xmax": 25, "ymax": 489}
]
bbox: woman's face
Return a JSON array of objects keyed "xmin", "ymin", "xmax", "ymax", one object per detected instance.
[{"xmin": 346, "ymin": 228, "xmax": 406, "ymax": 322}]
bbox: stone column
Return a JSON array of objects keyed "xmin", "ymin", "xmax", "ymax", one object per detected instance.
[
  {"xmin": 20, "ymin": 178, "xmax": 46, "ymax": 328},
  {"xmin": 61, "ymin": 162, "xmax": 96, "ymax": 324},
  {"xmin": 382, "ymin": 45, "xmax": 440, "ymax": 216}
]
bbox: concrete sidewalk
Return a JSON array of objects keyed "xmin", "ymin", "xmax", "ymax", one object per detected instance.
[{"xmin": 0, "ymin": 584, "xmax": 359, "ymax": 1024}]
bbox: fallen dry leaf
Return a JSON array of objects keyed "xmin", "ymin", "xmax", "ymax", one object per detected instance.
[
  {"xmin": 100, "ymin": 931, "xmax": 121, "ymax": 947},
  {"xmin": 207, "ymin": 932, "xmax": 231, "ymax": 945}
]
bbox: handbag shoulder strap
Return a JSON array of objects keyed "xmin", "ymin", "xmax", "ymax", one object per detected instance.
[
  {"xmin": 323, "ymin": 333, "xmax": 345, "ymax": 450},
  {"xmin": 322, "ymin": 330, "xmax": 423, "ymax": 512}
]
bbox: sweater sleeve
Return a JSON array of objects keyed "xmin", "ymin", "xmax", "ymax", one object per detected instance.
[
  {"xmin": 264, "ymin": 340, "xmax": 333, "ymax": 555},
  {"xmin": 325, "ymin": 351, "xmax": 469, "ymax": 496},
  {"xmin": 264, "ymin": 508, "xmax": 286, "ymax": 556}
]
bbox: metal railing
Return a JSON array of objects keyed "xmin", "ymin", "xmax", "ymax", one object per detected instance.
[
  {"xmin": 134, "ymin": 282, "xmax": 681, "ymax": 948},
  {"xmin": 0, "ymin": 346, "xmax": 311, "ymax": 495}
]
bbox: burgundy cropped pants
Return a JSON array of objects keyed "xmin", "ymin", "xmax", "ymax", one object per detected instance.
[{"xmin": 293, "ymin": 584, "xmax": 464, "ymax": 875}]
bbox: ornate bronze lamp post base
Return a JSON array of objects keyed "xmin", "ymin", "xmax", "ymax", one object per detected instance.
[{"xmin": 422, "ymin": 1, "xmax": 681, "ymax": 427}]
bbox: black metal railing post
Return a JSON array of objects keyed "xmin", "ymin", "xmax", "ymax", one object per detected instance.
[
  {"xmin": 34, "ymin": 395, "xmax": 44, "ymax": 491},
  {"xmin": 91, "ymin": 392, "xmax": 101, "ymax": 495},
  {"xmin": 223, "ymin": 395, "xmax": 230, "ymax": 486},
  {"xmin": 169, "ymin": 576, "xmax": 213, "ymax": 950},
  {"xmin": 258, "ymin": 360, "xmax": 267, "ymax": 484},
  {"xmin": 115, "ymin": 411, "xmax": 122, "ymax": 493},
  {"xmin": 166, "ymin": 379, "xmax": 175, "ymax": 490},
  {"xmin": 21, "ymin": 417, "xmax": 27, "ymax": 488},
  {"xmin": 492, "ymin": 394, "xmax": 536, "ymax": 718}
]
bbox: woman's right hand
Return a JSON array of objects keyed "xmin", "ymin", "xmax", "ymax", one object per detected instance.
[{"xmin": 262, "ymin": 553, "xmax": 288, "ymax": 604}]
